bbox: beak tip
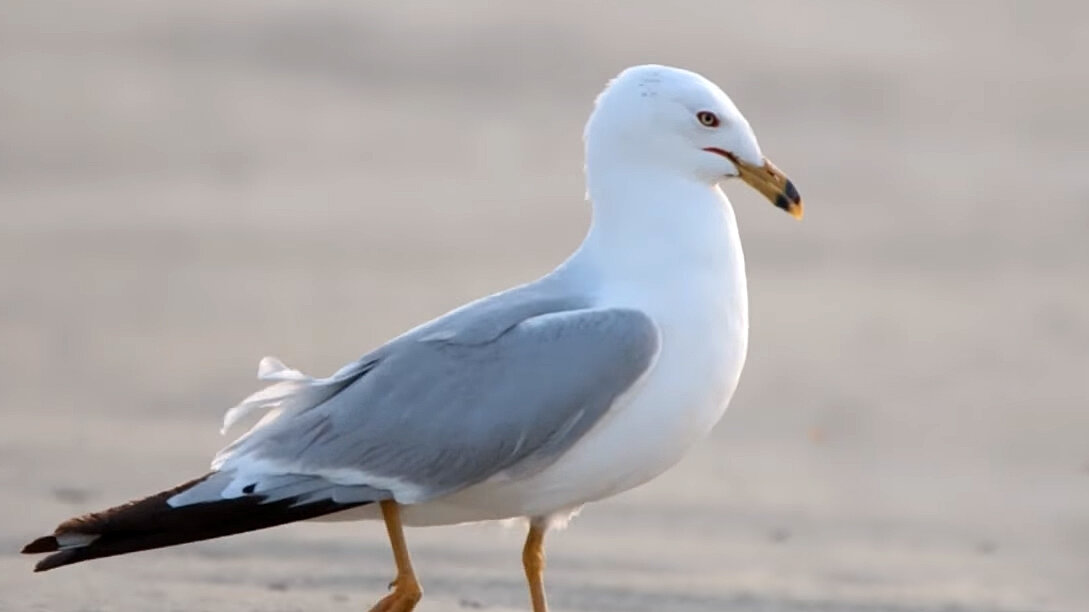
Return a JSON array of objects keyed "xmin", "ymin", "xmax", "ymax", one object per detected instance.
[
  {"xmin": 738, "ymin": 156, "xmax": 803, "ymax": 221},
  {"xmin": 774, "ymin": 194, "xmax": 804, "ymax": 220}
]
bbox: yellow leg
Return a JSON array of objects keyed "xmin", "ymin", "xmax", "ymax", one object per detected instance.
[
  {"xmin": 522, "ymin": 521, "xmax": 549, "ymax": 612},
  {"xmin": 368, "ymin": 501, "xmax": 422, "ymax": 612}
]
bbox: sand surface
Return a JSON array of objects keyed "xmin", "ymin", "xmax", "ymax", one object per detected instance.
[{"xmin": 2, "ymin": 1, "xmax": 1087, "ymax": 610}]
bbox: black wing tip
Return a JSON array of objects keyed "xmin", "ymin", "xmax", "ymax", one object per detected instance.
[
  {"xmin": 21, "ymin": 473, "xmax": 378, "ymax": 573},
  {"xmin": 23, "ymin": 535, "xmax": 86, "ymax": 572},
  {"xmin": 21, "ymin": 535, "xmax": 59, "ymax": 555},
  {"xmin": 33, "ymin": 550, "xmax": 78, "ymax": 572}
]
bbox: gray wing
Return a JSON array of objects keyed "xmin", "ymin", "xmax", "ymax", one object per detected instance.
[{"xmin": 209, "ymin": 300, "xmax": 660, "ymax": 505}]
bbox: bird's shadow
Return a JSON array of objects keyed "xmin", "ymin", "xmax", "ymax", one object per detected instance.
[{"xmin": 170, "ymin": 539, "xmax": 1038, "ymax": 612}]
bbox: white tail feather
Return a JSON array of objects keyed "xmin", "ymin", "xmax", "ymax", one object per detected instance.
[{"xmin": 220, "ymin": 356, "xmax": 372, "ymax": 435}]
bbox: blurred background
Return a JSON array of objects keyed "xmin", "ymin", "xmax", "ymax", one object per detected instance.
[{"xmin": 1, "ymin": 1, "xmax": 1087, "ymax": 611}]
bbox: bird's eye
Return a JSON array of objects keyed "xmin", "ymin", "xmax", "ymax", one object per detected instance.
[{"xmin": 696, "ymin": 111, "xmax": 720, "ymax": 127}]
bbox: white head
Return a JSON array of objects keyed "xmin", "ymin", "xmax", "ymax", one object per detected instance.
[{"xmin": 585, "ymin": 64, "xmax": 802, "ymax": 218}]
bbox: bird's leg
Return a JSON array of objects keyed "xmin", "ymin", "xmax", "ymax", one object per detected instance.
[
  {"xmin": 368, "ymin": 501, "xmax": 422, "ymax": 612},
  {"xmin": 522, "ymin": 519, "xmax": 549, "ymax": 612}
]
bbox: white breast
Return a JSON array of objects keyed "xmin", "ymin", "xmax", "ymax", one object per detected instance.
[{"xmin": 506, "ymin": 260, "xmax": 748, "ymax": 517}]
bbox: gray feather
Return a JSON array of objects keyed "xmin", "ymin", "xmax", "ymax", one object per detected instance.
[
  {"xmin": 213, "ymin": 282, "xmax": 660, "ymax": 504},
  {"xmin": 166, "ymin": 470, "xmax": 390, "ymax": 507}
]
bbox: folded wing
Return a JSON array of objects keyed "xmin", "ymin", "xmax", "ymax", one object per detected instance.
[{"xmin": 213, "ymin": 305, "xmax": 660, "ymax": 504}]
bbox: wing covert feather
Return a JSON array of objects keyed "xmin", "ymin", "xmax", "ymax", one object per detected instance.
[{"xmin": 214, "ymin": 307, "xmax": 659, "ymax": 503}]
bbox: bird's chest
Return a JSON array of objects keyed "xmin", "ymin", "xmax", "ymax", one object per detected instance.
[
  {"xmin": 540, "ymin": 271, "xmax": 748, "ymax": 499},
  {"xmin": 627, "ymin": 278, "xmax": 747, "ymax": 451}
]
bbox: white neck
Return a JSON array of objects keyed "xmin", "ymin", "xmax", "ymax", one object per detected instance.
[{"xmin": 561, "ymin": 163, "xmax": 748, "ymax": 321}]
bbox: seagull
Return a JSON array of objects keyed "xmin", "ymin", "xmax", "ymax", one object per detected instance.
[{"xmin": 22, "ymin": 64, "xmax": 802, "ymax": 612}]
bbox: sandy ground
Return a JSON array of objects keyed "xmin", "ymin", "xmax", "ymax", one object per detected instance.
[{"xmin": 2, "ymin": 1, "xmax": 1088, "ymax": 610}]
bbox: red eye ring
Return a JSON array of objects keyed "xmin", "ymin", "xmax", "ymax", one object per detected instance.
[{"xmin": 696, "ymin": 111, "xmax": 720, "ymax": 127}]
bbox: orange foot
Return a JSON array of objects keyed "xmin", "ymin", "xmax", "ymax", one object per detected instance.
[{"xmin": 367, "ymin": 577, "xmax": 422, "ymax": 612}]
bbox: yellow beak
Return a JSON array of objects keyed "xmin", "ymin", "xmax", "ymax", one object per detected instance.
[
  {"xmin": 735, "ymin": 157, "xmax": 803, "ymax": 220},
  {"xmin": 705, "ymin": 148, "xmax": 803, "ymax": 219}
]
